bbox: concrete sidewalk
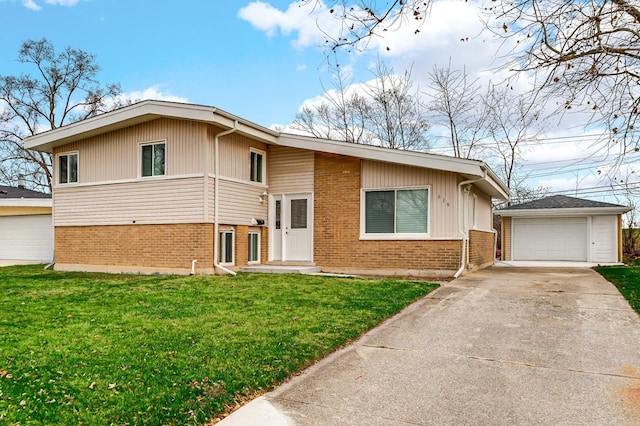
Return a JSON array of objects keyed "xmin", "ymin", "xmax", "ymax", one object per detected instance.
[{"xmin": 220, "ymin": 267, "xmax": 640, "ymax": 425}]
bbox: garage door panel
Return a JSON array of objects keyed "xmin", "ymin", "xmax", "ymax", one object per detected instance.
[
  {"xmin": 513, "ymin": 217, "xmax": 588, "ymax": 261},
  {"xmin": 0, "ymin": 215, "xmax": 53, "ymax": 262},
  {"xmin": 592, "ymin": 216, "xmax": 617, "ymax": 263}
]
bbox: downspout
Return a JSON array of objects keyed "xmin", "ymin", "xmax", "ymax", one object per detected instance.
[
  {"xmin": 454, "ymin": 169, "xmax": 487, "ymax": 278},
  {"xmin": 213, "ymin": 119, "xmax": 238, "ymax": 276}
]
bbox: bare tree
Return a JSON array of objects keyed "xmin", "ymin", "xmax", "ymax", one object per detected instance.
[
  {"xmin": 508, "ymin": 182, "xmax": 550, "ymax": 206},
  {"xmin": 487, "ymin": 0, "xmax": 640, "ymax": 157},
  {"xmin": 292, "ymin": 62, "xmax": 370, "ymax": 143},
  {"xmin": 426, "ymin": 64, "xmax": 491, "ymax": 158},
  {"xmin": 609, "ymin": 171, "xmax": 640, "ymax": 256},
  {"xmin": 363, "ymin": 61, "xmax": 430, "ymax": 150},
  {"xmin": 484, "ymin": 83, "xmax": 544, "ymax": 190},
  {"xmin": 291, "ymin": 59, "xmax": 430, "ymax": 150},
  {"xmin": 301, "ymin": 0, "xmax": 432, "ymax": 51},
  {"xmin": 0, "ymin": 38, "xmax": 123, "ymax": 192}
]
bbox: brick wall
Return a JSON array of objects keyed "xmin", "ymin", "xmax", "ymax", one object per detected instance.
[
  {"xmin": 55, "ymin": 223, "xmax": 214, "ymax": 270},
  {"xmin": 502, "ymin": 216, "xmax": 512, "ymax": 260},
  {"xmin": 468, "ymin": 229, "xmax": 495, "ymax": 270},
  {"xmin": 314, "ymin": 152, "xmax": 462, "ymax": 273},
  {"xmin": 235, "ymin": 225, "xmax": 248, "ymax": 266}
]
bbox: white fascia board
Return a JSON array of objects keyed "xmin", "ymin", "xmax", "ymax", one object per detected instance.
[
  {"xmin": 278, "ymin": 133, "xmax": 482, "ymax": 174},
  {"xmin": 0, "ymin": 199, "xmax": 52, "ymax": 208},
  {"xmin": 277, "ymin": 133, "xmax": 510, "ymax": 199},
  {"xmin": 498, "ymin": 207, "xmax": 632, "ymax": 217},
  {"xmin": 24, "ymin": 100, "xmax": 278, "ymax": 152}
]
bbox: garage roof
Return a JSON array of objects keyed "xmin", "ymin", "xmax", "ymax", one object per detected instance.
[
  {"xmin": 498, "ymin": 195, "xmax": 631, "ymax": 217},
  {"xmin": 0, "ymin": 185, "xmax": 52, "ymax": 208}
]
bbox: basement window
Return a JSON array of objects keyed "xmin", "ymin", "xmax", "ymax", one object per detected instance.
[
  {"xmin": 219, "ymin": 230, "xmax": 234, "ymax": 265},
  {"xmin": 248, "ymin": 231, "xmax": 260, "ymax": 263}
]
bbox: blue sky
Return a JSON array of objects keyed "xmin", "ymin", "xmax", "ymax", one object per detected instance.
[
  {"xmin": 1, "ymin": 0, "xmax": 330, "ymax": 127},
  {"xmin": 2, "ymin": 0, "xmax": 638, "ymax": 204}
]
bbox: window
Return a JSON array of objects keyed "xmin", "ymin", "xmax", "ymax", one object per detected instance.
[
  {"xmin": 248, "ymin": 232, "xmax": 260, "ymax": 263},
  {"xmin": 364, "ymin": 188, "xmax": 429, "ymax": 236},
  {"xmin": 250, "ymin": 149, "xmax": 264, "ymax": 183},
  {"xmin": 141, "ymin": 142, "xmax": 165, "ymax": 177},
  {"xmin": 219, "ymin": 230, "xmax": 234, "ymax": 265},
  {"xmin": 275, "ymin": 200, "xmax": 281, "ymax": 230},
  {"xmin": 58, "ymin": 153, "xmax": 78, "ymax": 184},
  {"xmin": 290, "ymin": 198, "xmax": 307, "ymax": 229}
]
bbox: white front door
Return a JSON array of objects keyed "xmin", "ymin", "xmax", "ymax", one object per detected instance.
[
  {"xmin": 591, "ymin": 215, "xmax": 617, "ymax": 263},
  {"xmin": 270, "ymin": 193, "xmax": 313, "ymax": 262}
]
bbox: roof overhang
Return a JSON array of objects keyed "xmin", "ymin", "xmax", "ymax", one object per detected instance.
[
  {"xmin": 23, "ymin": 100, "xmax": 510, "ymax": 200},
  {"xmin": 23, "ymin": 100, "xmax": 279, "ymax": 152},
  {"xmin": 498, "ymin": 206, "xmax": 632, "ymax": 217},
  {"xmin": 278, "ymin": 133, "xmax": 510, "ymax": 200},
  {"xmin": 0, "ymin": 198, "xmax": 52, "ymax": 208}
]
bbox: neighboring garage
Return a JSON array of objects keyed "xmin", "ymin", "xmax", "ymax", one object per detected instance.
[
  {"xmin": 0, "ymin": 185, "xmax": 53, "ymax": 263},
  {"xmin": 499, "ymin": 195, "xmax": 631, "ymax": 264}
]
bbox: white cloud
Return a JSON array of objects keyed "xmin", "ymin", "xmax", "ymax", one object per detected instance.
[
  {"xmin": 11, "ymin": 0, "xmax": 80, "ymax": 10},
  {"xmin": 238, "ymin": 0, "xmax": 343, "ymax": 48},
  {"xmin": 45, "ymin": 0, "xmax": 79, "ymax": 5},
  {"xmin": 296, "ymin": 64, "xmax": 307, "ymax": 72},
  {"xmin": 119, "ymin": 85, "xmax": 188, "ymax": 104},
  {"xmin": 22, "ymin": 0, "xmax": 41, "ymax": 10}
]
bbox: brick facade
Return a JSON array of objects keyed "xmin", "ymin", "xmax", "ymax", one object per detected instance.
[
  {"xmin": 468, "ymin": 229, "xmax": 495, "ymax": 270},
  {"xmin": 55, "ymin": 223, "xmax": 214, "ymax": 272},
  {"xmin": 53, "ymin": 153, "xmax": 493, "ymax": 277},
  {"xmin": 313, "ymin": 152, "xmax": 462, "ymax": 275},
  {"xmin": 55, "ymin": 222, "xmax": 268, "ymax": 274}
]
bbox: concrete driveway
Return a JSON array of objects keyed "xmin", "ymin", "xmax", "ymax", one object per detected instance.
[{"xmin": 221, "ymin": 267, "xmax": 640, "ymax": 426}]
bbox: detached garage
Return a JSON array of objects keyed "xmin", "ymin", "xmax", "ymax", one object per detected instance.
[
  {"xmin": 499, "ymin": 195, "xmax": 630, "ymax": 264},
  {"xmin": 0, "ymin": 185, "xmax": 53, "ymax": 263}
]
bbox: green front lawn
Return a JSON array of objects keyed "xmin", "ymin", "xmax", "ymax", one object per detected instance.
[
  {"xmin": 596, "ymin": 265, "xmax": 640, "ymax": 314},
  {"xmin": 0, "ymin": 265, "xmax": 438, "ymax": 425}
]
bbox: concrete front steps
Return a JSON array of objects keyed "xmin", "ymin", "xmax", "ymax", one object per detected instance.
[{"xmin": 239, "ymin": 263, "xmax": 321, "ymax": 274}]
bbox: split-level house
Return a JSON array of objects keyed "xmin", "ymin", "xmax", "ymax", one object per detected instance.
[{"xmin": 24, "ymin": 100, "xmax": 509, "ymax": 277}]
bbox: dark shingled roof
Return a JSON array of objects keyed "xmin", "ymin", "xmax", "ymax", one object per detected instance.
[
  {"xmin": 0, "ymin": 185, "xmax": 51, "ymax": 199},
  {"xmin": 500, "ymin": 195, "xmax": 625, "ymax": 211}
]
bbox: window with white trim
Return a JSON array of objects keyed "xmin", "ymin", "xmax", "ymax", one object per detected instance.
[
  {"xmin": 363, "ymin": 188, "xmax": 429, "ymax": 236},
  {"xmin": 219, "ymin": 230, "xmax": 234, "ymax": 265},
  {"xmin": 58, "ymin": 152, "xmax": 78, "ymax": 184},
  {"xmin": 141, "ymin": 142, "xmax": 166, "ymax": 177},
  {"xmin": 250, "ymin": 149, "xmax": 265, "ymax": 183},
  {"xmin": 248, "ymin": 231, "xmax": 260, "ymax": 263}
]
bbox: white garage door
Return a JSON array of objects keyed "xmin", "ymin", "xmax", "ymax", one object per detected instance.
[
  {"xmin": 513, "ymin": 217, "xmax": 588, "ymax": 261},
  {"xmin": 0, "ymin": 215, "xmax": 53, "ymax": 262}
]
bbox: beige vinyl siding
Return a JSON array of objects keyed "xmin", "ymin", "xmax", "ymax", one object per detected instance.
[
  {"xmin": 0, "ymin": 207, "xmax": 52, "ymax": 216},
  {"xmin": 54, "ymin": 177, "xmax": 205, "ymax": 226},
  {"xmin": 473, "ymin": 189, "xmax": 493, "ymax": 231},
  {"xmin": 217, "ymin": 133, "xmax": 268, "ymax": 180},
  {"xmin": 214, "ymin": 178, "xmax": 268, "ymax": 225},
  {"xmin": 361, "ymin": 160, "xmax": 459, "ymax": 238},
  {"xmin": 53, "ymin": 118, "xmax": 207, "ymax": 184},
  {"xmin": 267, "ymin": 146, "xmax": 314, "ymax": 193},
  {"xmin": 207, "ymin": 176, "xmax": 215, "ymax": 222}
]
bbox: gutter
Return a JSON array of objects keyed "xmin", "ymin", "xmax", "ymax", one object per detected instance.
[
  {"xmin": 213, "ymin": 119, "xmax": 238, "ymax": 276},
  {"xmin": 454, "ymin": 169, "xmax": 487, "ymax": 278}
]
